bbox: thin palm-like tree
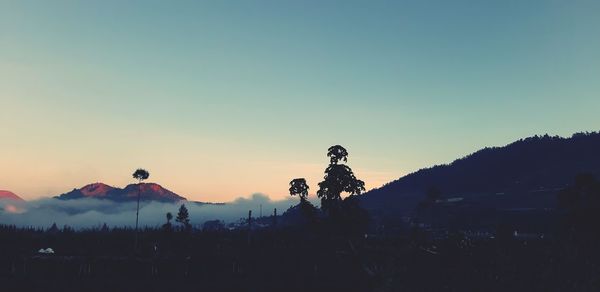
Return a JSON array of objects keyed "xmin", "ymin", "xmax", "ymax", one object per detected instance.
[{"xmin": 132, "ymin": 168, "xmax": 149, "ymax": 252}]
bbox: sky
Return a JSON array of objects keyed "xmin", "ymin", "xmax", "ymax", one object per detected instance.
[{"xmin": 1, "ymin": 0, "xmax": 599, "ymax": 202}]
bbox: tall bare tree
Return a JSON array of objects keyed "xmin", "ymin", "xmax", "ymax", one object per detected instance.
[{"xmin": 132, "ymin": 168, "xmax": 149, "ymax": 251}]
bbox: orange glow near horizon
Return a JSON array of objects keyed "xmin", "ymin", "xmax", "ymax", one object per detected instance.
[{"xmin": 1, "ymin": 151, "xmax": 401, "ymax": 202}]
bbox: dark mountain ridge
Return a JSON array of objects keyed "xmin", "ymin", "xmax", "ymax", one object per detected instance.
[
  {"xmin": 360, "ymin": 131, "xmax": 600, "ymax": 221},
  {"xmin": 56, "ymin": 182, "xmax": 187, "ymax": 202}
]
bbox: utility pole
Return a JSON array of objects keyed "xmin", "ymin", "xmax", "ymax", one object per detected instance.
[
  {"xmin": 247, "ymin": 210, "xmax": 252, "ymax": 245},
  {"xmin": 248, "ymin": 210, "xmax": 252, "ymax": 229}
]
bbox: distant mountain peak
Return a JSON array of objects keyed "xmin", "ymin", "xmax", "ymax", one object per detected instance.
[
  {"xmin": 121, "ymin": 183, "xmax": 186, "ymax": 202},
  {"xmin": 79, "ymin": 182, "xmax": 116, "ymax": 197},
  {"xmin": 0, "ymin": 190, "xmax": 25, "ymax": 201},
  {"xmin": 56, "ymin": 182, "xmax": 186, "ymax": 202}
]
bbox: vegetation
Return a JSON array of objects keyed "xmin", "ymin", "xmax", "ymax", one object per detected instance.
[
  {"xmin": 317, "ymin": 145, "xmax": 365, "ymax": 215},
  {"xmin": 287, "ymin": 178, "xmax": 318, "ymax": 224},
  {"xmin": 163, "ymin": 212, "xmax": 173, "ymax": 231},
  {"xmin": 289, "ymin": 178, "xmax": 309, "ymax": 202},
  {"xmin": 362, "ymin": 131, "xmax": 600, "ymax": 223},
  {"xmin": 1, "ymin": 204, "xmax": 599, "ymax": 292},
  {"xmin": 557, "ymin": 173, "xmax": 600, "ymax": 245},
  {"xmin": 132, "ymin": 168, "xmax": 150, "ymax": 251},
  {"xmin": 176, "ymin": 204, "xmax": 191, "ymax": 231},
  {"xmin": 2, "ymin": 140, "xmax": 600, "ymax": 291}
]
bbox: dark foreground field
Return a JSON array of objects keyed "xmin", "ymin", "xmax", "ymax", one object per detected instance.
[{"xmin": 1, "ymin": 224, "xmax": 599, "ymax": 292}]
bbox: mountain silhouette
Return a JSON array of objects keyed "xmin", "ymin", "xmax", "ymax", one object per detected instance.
[
  {"xmin": 0, "ymin": 190, "xmax": 25, "ymax": 201},
  {"xmin": 359, "ymin": 132, "xmax": 600, "ymax": 222},
  {"xmin": 56, "ymin": 182, "xmax": 186, "ymax": 202}
]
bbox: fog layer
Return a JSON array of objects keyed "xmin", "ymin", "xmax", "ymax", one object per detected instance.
[{"xmin": 0, "ymin": 194, "xmax": 319, "ymax": 229}]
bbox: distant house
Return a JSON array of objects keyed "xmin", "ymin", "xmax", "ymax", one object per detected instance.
[{"xmin": 38, "ymin": 248, "xmax": 54, "ymax": 254}]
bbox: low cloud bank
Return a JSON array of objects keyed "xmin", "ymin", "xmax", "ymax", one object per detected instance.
[{"xmin": 0, "ymin": 194, "xmax": 320, "ymax": 229}]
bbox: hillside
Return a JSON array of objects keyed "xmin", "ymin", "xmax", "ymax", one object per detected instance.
[{"xmin": 359, "ymin": 132, "xmax": 600, "ymax": 222}]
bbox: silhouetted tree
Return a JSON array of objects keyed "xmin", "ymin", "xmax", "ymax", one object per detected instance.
[
  {"xmin": 289, "ymin": 178, "xmax": 319, "ymax": 224},
  {"xmin": 176, "ymin": 204, "xmax": 191, "ymax": 231},
  {"xmin": 132, "ymin": 168, "xmax": 149, "ymax": 251},
  {"xmin": 289, "ymin": 178, "xmax": 309, "ymax": 202},
  {"xmin": 163, "ymin": 212, "xmax": 173, "ymax": 231},
  {"xmin": 339, "ymin": 195, "xmax": 370, "ymax": 233},
  {"xmin": 317, "ymin": 145, "xmax": 365, "ymax": 215},
  {"xmin": 327, "ymin": 145, "xmax": 348, "ymax": 164},
  {"xmin": 47, "ymin": 222, "xmax": 59, "ymax": 233}
]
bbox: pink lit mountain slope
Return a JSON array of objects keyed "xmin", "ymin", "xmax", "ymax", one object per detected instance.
[
  {"xmin": 0, "ymin": 190, "xmax": 25, "ymax": 201},
  {"xmin": 55, "ymin": 182, "xmax": 186, "ymax": 202}
]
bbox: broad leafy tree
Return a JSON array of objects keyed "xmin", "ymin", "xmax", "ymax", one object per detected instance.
[
  {"xmin": 289, "ymin": 178, "xmax": 318, "ymax": 222},
  {"xmin": 317, "ymin": 145, "xmax": 365, "ymax": 215},
  {"xmin": 289, "ymin": 178, "xmax": 309, "ymax": 202},
  {"xmin": 327, "ymin": 145, "xmax": 348, "ymax": 164}
]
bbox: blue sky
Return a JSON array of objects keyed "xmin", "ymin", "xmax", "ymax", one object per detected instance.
[{"xmin": 1, "ymin": 0, "xmax": 599, "ymax": 201}]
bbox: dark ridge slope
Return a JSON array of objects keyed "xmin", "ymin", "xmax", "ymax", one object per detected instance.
[{"xmin": 360, "ymin": 132, "xmax": 600, "ymax": 218}]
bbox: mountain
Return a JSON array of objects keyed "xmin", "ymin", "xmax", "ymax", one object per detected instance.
[
  {"xmin": 56, "ymin": 182, "xmax": 186, "ymax": 202},
  {"xmin": 359, "ymin": 132, "xmax": 600, "ymax": 225},
  {"xmin": 119, "ymin": 183, "xmax": 187, "ymax": 202},
  {"xmin": 57, "ymin": 183, "xmax": 117, "ymax": 199},
  {"xmin": 0, "ymin": 190, "xmax": 25, "ymax": 201}
]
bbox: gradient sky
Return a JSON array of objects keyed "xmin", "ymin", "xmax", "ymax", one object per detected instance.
[{"xmin": 1, "ymin": 0, "xmax": 599, "ymax": 201}]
